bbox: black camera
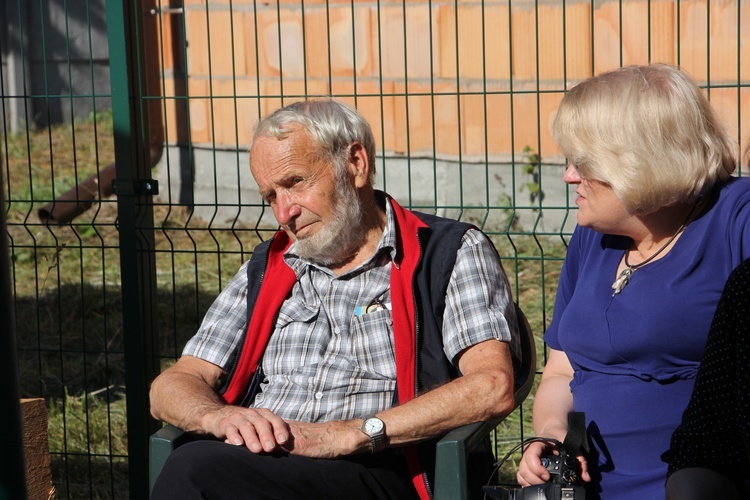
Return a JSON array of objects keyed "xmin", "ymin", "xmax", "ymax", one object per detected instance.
[
  {"xmin": 483, "ymin": 448, "xmax": 586, "ymax": 500},
  {"xmin": 483, "ymin": 413, "xmax": 588, "ymax": 500}
]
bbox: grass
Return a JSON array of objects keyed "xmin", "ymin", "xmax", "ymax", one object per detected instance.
[{"xmin": 6, "ymin": 112, "xmax": 568, "ymax": 497}]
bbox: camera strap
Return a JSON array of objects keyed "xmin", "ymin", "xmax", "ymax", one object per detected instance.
[{"xmin": 562, "ymin": 411, "xmax": 590, "ymax": 456}]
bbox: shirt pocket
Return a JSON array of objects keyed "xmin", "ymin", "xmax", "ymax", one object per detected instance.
[
  {"xmin": 266, "ymin": 303, "xmax": 322, "ymax": 367},
  {"xmin": 349, "ymin": 308, "xmax": 396, "ymax": 379}
]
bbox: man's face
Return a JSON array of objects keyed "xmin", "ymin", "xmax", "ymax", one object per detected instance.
[{"xmin": 250, "ymin": 127, "xmax": 364, "ymax": 265}]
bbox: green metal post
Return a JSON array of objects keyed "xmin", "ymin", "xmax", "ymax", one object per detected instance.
[
  {"xmin": 0, "ymin": 156, "xmax": 27, "ymax": 500},
  {"xmin": 106, "ymin": 0, "xmax": 160, "ymax": 498}
]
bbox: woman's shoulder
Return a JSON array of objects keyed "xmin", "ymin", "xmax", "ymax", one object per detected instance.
[
  {"xmin": 702, "ymin": 177, "xmax": 750, "ymax": 222},
  {"xmin": 716, "ymin": 176, "xmax": 750, "ymax": 202}
]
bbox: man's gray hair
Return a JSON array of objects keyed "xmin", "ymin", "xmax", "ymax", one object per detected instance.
[{"xmin": 251, "ymin": 99, "xmax": 377, "ymax": 185}]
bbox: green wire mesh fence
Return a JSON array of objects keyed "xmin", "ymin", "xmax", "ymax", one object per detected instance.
[{"xmin": 2, "ymin": 0, "xmax": 748, "ymax": 497}]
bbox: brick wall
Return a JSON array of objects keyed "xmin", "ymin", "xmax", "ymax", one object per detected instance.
[{"xmin": 153, "ymin": 0, "xmax": 750, "ymax": 161}]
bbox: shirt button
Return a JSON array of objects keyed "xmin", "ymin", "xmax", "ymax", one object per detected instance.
[
  {"xmin": 334, "ymin": 326, "xmax": 341, "ymax": 334},
  {"xmin": 315, "ymin": 392, "xmax": 323, "ymax": 400}
]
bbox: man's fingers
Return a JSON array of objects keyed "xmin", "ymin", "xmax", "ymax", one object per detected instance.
[{"xmin": 213, "ymin": 407, "xmax": 289, "ymax": 453}]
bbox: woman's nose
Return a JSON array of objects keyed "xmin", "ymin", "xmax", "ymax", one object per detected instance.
[{"xmin": 563, "ymin": 164, "xmax": 581, "ymax": 184}]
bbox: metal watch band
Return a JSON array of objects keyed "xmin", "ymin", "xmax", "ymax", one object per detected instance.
[{"xmin": 370, "ymin": 432, "xmax": 386, "ymax": 453}]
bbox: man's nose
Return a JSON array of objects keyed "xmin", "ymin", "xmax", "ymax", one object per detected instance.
[
  {"xmin": 273, "ymin": 192, "xmax": 301, "ymax": 226},
  {"xmin": 563, "ymin": 164, "xmax": 581, "ymax": 184}
]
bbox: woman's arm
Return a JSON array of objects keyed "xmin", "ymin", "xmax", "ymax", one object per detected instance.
[{"xmin": 517, "ymin": 348, "xmax": 591, "ymax": 486}]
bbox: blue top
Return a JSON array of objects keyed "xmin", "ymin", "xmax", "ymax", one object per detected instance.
[{"xmin": 544, "ymin": 177, "xmax": 750, "ymax": 499}]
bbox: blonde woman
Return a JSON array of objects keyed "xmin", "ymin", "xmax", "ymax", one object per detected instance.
[{"xmin": 517, "ymin": 64, "xmax": 750, "ymax": 499}]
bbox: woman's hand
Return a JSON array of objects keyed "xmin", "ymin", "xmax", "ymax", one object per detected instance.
[
  {"xmin": 517, "ymin": 440, "xmax": 591, "ymax": 486},
  {"xmin": 517, "ymin": 348, "xmax": 592, "ymax": 486}
]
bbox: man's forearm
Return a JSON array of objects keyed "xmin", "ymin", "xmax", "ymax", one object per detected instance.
[
  {"xmin": 377, "ymin": 366, "xmax": 514, "ymax": 447},
  {"xmin": 150, "ymin": 369, "xmax": 228, "ymax": 434}
]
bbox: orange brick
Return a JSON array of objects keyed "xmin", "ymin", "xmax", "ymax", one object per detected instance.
[
  {"xmin": 742, "ymin": 5, "xmax": 750, "ymax": 82},
  {"xmin": 707, "ymin": 1, "xmax": 741, "ymax": 83},
  {"xmin": 187, "ymin": 79, "xmax": 211, "ymax": 144},
  {"xmin": 454, "ymin": 4, "xmax": 487, "ymax": 80},
  {"xmin": 483, "ymin": 4, "xmax": 512, "ymax": 81},
  {"xmin": 484, "ymin": 90, "xmax": 513, "ymax": 158},
  {"xmin": 161, "ymin": 76, "xmax": 178, "ymax": 143},
  {"xmin": 404, "ymin": 83, "xmax": 443, "ymax": 154},
  {"xmin": 510, "ymin": 87, "xmax": 540, "ymax": 156},
  {"xmin": 299, "ymin": 3, "xmax": 374, "ymax": 79},
  {"xmin": 539, "ymin": 87, "xmax": 566, "ymax": 158},
  {"xmin": 735, "ymin": 87, "xmax": 750, "ymax": 152},
  {"xmin": 430, "ymin": 86, "xmax": 461, "ymax": 158},
  {"xmin": 511, "ymin": 6, "xmax": 538, "ymax": 81},
  {"xmin": 258, "ymin": 79, "xmax": 330, "ymax": 118},
  {"xmin": 185, "ymin": 10, "xmax": 210, "ymax": 76},
  {"xmin": 300, "ymin": 8, "xmax": 331, "ymax": 79},
  {"xmin": 258, "ymin": 11, "xmax": 305, "ymax": 78},
  {"xmin": 349, "ymin": 81, "xmax": 396, "ymax": 155},
  {"xmin": 592, "ymin": 2, "xmax": 624, "ymax": 74},
  {"xmin": 206, "ymin": 10, "xmax": 248, "ymax": 77},
  {"xmin": 677, "ymin": 0, "xmax": 709, "ymax": 82},
  {"xmin": 440, "ymin": 2, "xmax": 516, "ymax": 80},
  {"xmin": 619, "ymin": 1, "xmax": 650, "ymax": 65},
  {"xmin": 211, "ymin": 79, "xmax": 254, "ymax": 147},
  {"xmin": 327, "ymin": 5, "xmax": 373, "ymax": 77},
  {"xmin": 375, "ymin": 6, "xmax": 406, "ymax": 79},
  {"xmin": 649, "ymin": 1, "xmax": 677, "ymax": 66},
  {"xmin": 460, "ymin": 89, "xmax": 492, "ymax": 158},
  {"xmin": 405, "ymin": 4, "xmax": 435, "ymax": 79},
  {"xmin": 564, "ymin": 3, "xmax": 593, "ymax": 81},
  {"xmin": 437, "ymin": 5, "xmax": 457, "ymax": 79},
  {"xmin": 537, "ymin": 4, "xmax": 565, "ymax": 81},
  {"xmin": 240, "ymin": 10, "xmax": 260, "ymax": 78},
  {"xmin": 707, "ymin": 86, "xmax": 741, "ymax": 140}
]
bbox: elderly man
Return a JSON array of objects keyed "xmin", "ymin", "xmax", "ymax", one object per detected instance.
[{"xmin": 149, "ymin": 99, "xmax": 519, "ymax": 500}]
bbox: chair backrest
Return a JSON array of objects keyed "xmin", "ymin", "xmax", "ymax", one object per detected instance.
[{"xmin": 513, "ymin": 303, "xmax": 536, "ymax": 407}]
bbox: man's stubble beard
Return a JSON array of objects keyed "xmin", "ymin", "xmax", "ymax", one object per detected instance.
[{"xmin": 292, "ymin": 176, "xmax": 366, "ymax": 267}]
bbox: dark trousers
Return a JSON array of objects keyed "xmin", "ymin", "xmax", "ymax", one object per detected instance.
[{"xmin": 151, "ymin": 440, "xmax": 420, "ymax": 500}]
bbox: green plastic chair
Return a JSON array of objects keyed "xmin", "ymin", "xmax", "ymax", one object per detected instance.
[{"xmin": 149, "ymin": 303, "xmax": 536, "ymax": 499}]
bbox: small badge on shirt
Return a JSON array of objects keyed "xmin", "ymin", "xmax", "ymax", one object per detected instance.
[{"xmin": 355, "ymin": 301, "xmax": 392, "ymax": 316}]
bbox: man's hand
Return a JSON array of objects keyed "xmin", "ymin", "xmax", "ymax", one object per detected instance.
[
  {"xmin": 211, "ymin": 408, "xmax": 368, "ymax": 458},
  {"xmin": 209, "ymin": 406, "xmax": 291, "ymax": 453},
  {"xmin": 280, "ymin": 420, "xmax": 369, "ymax": 458}
]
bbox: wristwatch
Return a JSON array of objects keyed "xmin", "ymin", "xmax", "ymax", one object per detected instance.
[{"xmin": 361, "ymin": 415, "xmax": 387, "ymax": 453}]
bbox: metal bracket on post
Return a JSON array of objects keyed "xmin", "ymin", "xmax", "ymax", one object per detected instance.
[{"xmin": 112, "ymin": 179, "xmax": 159, "ymax": 196}]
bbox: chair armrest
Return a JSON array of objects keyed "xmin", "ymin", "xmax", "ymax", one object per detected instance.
[
  {"xmin": 434, "ymin": 420, "xmax": 500, "ymax": 500},
  {"xmin": 149, "ymin": 425, "xmax": 191, "ymax": 495}
]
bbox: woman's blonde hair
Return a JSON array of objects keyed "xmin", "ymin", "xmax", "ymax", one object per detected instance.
[{"xmin": 552, "ymin": 64, "xmax": 737, "ymax": 214}]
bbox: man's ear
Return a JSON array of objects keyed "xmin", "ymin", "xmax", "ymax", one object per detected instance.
[{"xmin": 347, "ymin": 142, "xmax": 371, "ymax": 188}]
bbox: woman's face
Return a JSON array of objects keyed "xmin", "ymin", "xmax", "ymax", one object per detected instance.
[{"xmin": 564, "ymin": 164, "xmax": 631, "ymax": 232}]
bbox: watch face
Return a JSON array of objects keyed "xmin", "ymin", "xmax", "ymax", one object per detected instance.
[{"xmin": 364, "ymin": 418, "xmax": 384, "ymax": 434}]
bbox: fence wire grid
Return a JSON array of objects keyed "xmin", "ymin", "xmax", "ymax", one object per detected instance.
[{"xmin": 2, "ymin": 0, "xmax": 749, "ymax": 498}]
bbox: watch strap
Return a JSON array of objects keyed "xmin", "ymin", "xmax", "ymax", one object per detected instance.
[{"xmin": 362, "ymin": 416, "xmax": 387, "ymax": 453}]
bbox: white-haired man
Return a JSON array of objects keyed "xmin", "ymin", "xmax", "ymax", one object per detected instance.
[{"xmin": 150, "ymin": 99, "xmax": 519, "ymax": 499}]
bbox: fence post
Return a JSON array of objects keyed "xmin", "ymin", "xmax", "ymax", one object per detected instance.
[
  {"xmin": 0, "ymin": 151, "xmax": 27, "ymax": 500},
  {"xmin": 106, "ymin": 0, "xmax": 160, "ymax": 498}
]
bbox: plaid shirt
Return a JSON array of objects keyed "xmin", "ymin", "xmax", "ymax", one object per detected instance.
[{"xmin": 183, "ymin": 201, "xmax": 514, "ymax": 422}]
